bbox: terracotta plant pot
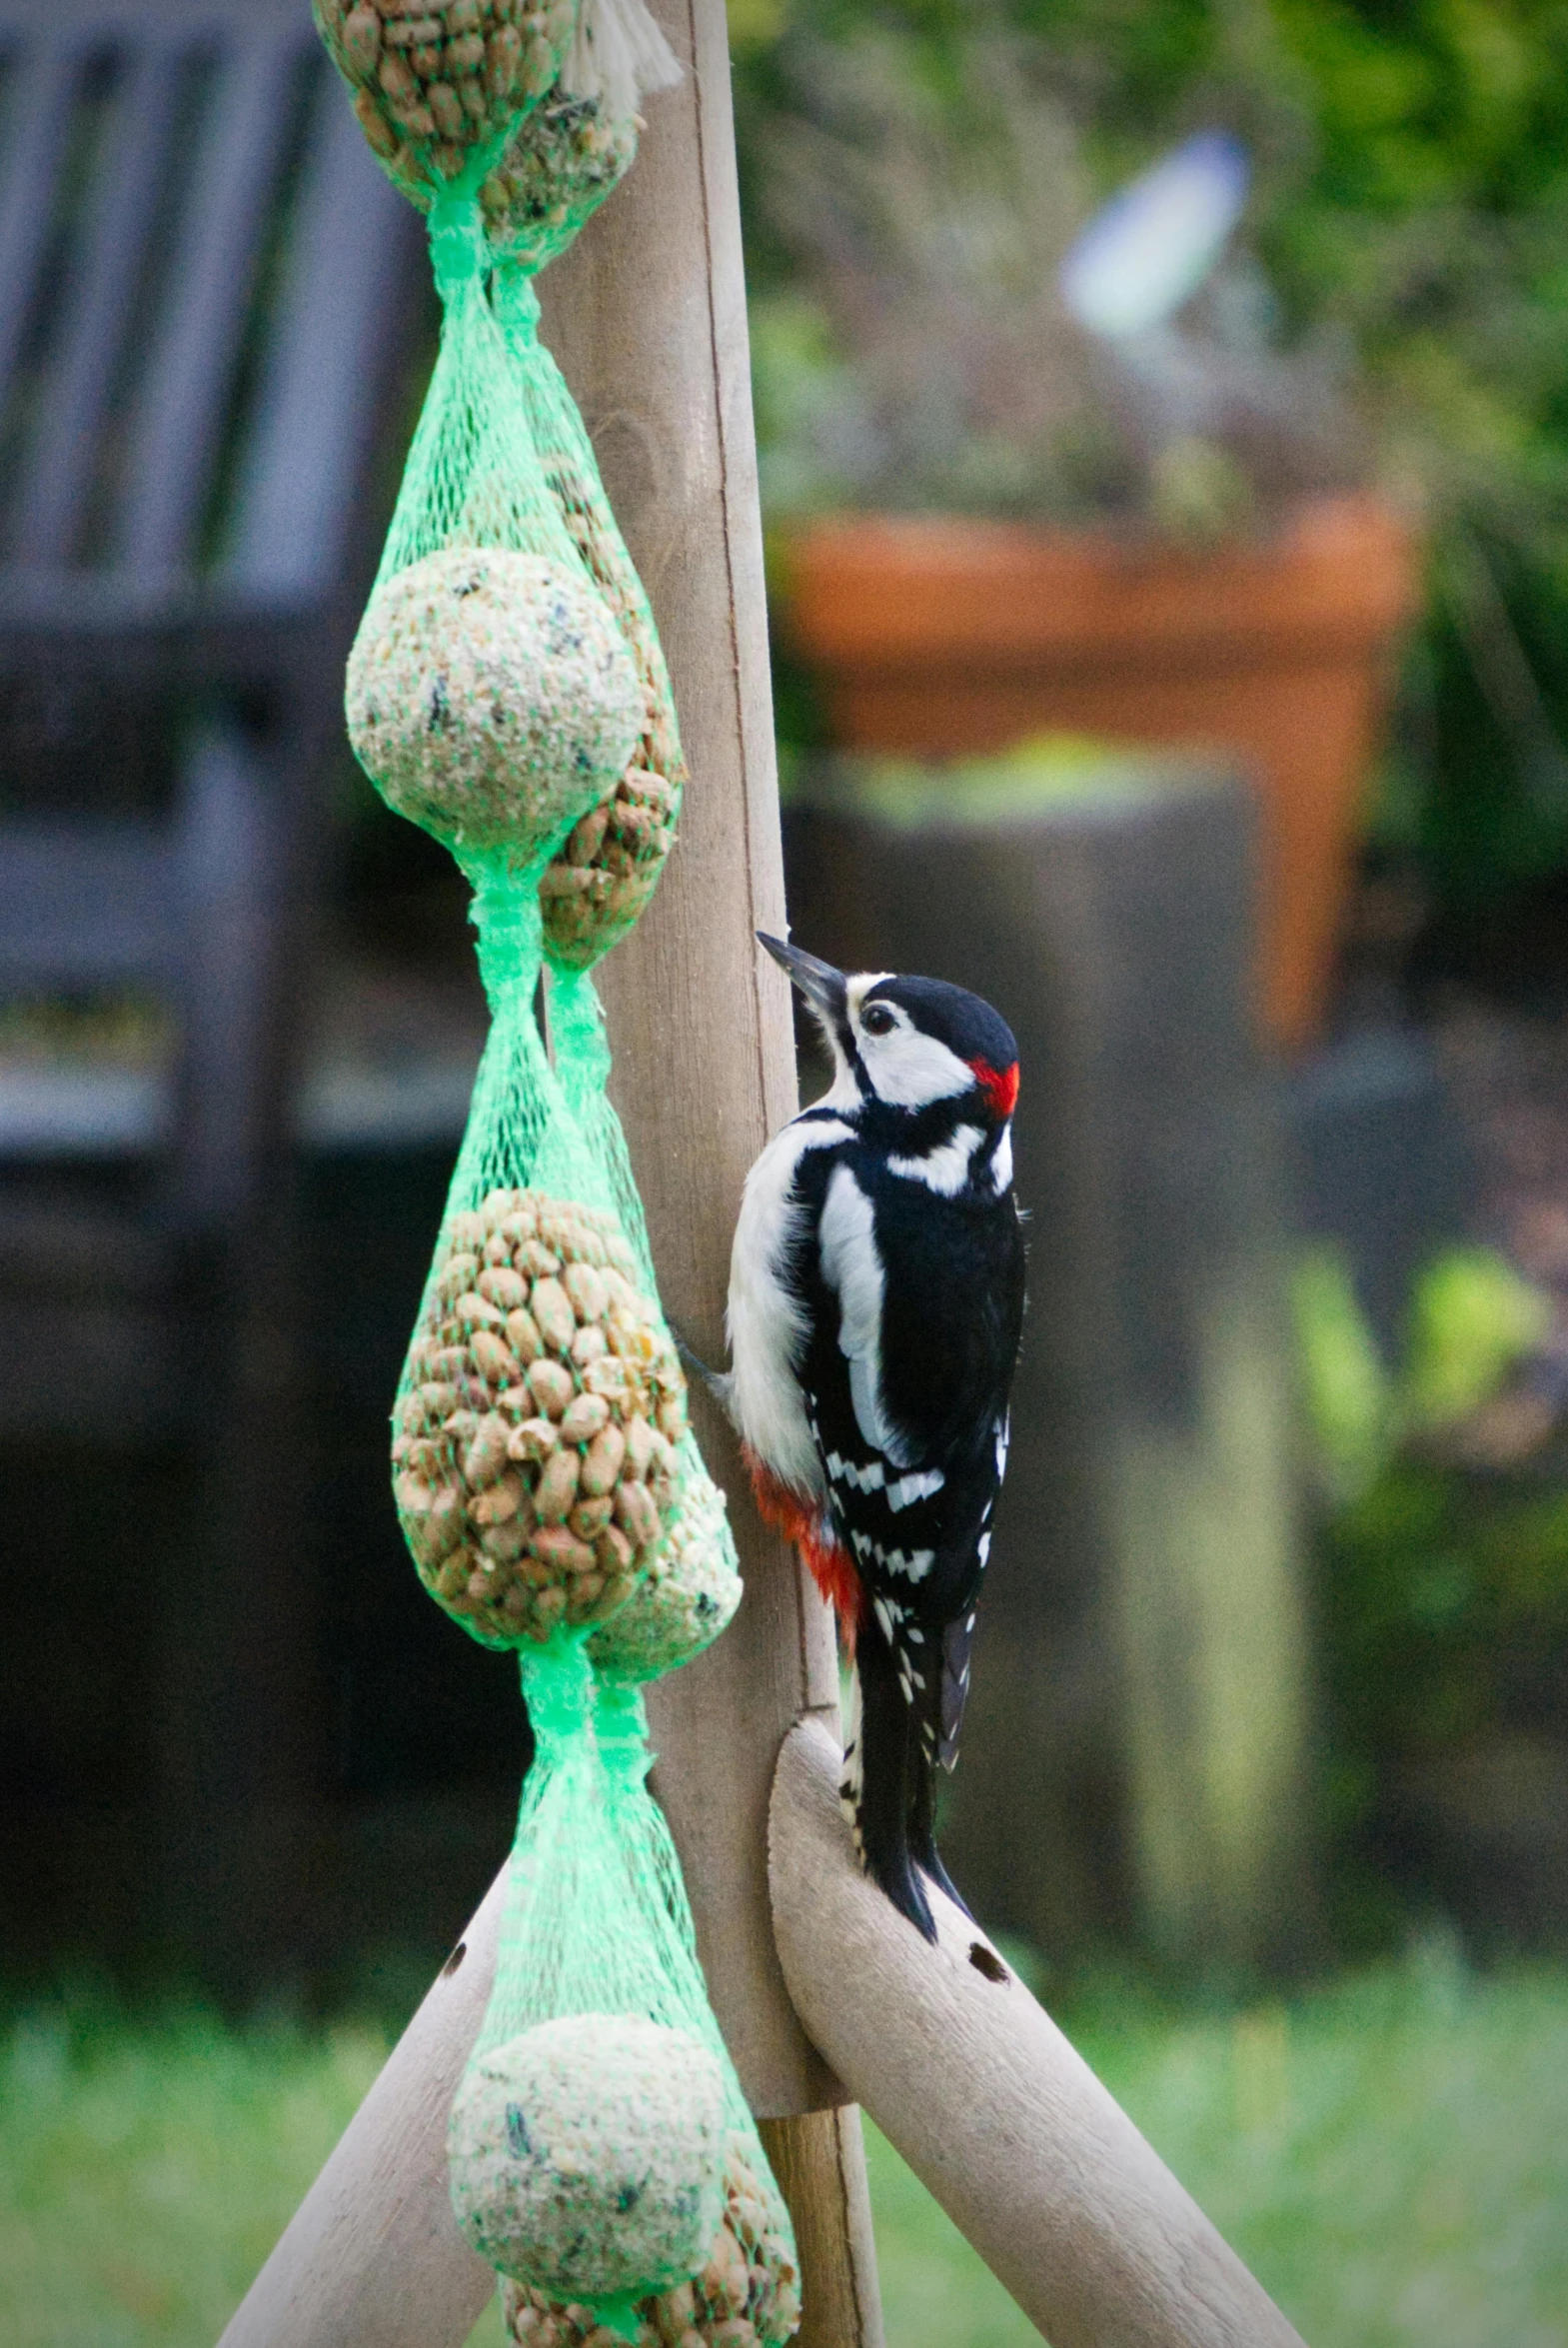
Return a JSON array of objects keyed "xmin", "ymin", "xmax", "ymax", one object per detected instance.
[{"xmin": 781, "ymin": 494, "xmax": 1420, "ymax": 1053}]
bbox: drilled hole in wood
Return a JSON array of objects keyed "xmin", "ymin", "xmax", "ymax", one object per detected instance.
[
  {"xmin": 442, "ymin": 1939, "xmax": 467, "ymax": 1977},
  {"xmin": 969, "ymin": 1941, "xmax": 1007, "ymax": 1983}
]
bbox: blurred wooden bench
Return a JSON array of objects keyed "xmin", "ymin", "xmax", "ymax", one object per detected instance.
[{"xmin": 0, "ymin": 0, "xmax": 423, "ymax": 1986}]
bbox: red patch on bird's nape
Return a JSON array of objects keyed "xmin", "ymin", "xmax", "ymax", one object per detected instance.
[
  {"xmin": 969, "ymin": 1057, "xmax": 1019, "ymax": 1120},
  {"xmin": 743, "ymin": 1445, "xmax": 863, "ymax": 1654}
]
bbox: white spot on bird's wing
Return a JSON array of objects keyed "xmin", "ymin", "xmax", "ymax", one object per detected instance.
[
  {"xmin": 828, "ymin": 1451, "xmax": 886, "ymax": 1493},
  {"xmin": 873, "ymin": 1594, "xmax": 899, "ymax": 1644},
  {"xmin": 818, "ymin": 1165, "xmax": 917, "ymax": 1466},
  {"xmin": 883, "ymin": 1546, "xmax": 935, "ymax": 1582},
  {"xmin": 727, "ymin": 1115, "xmax": 854, "ymax": 1492},
  {"xmin": 994, "ymin": 1417, "xmax": 1010, "ymax": 1478},
  {"xmin": 887, "ymin": 1124, "xmax": 984, "ymax": 1195},
  {"xmin": 886, "ymin": 1467, "xmax": 944, "ymax": 1512},
  {"xmin": 991, "ymin": 1124, "xmax": 1013, "ymax": 1191},
  {"xmin": 976, "ymin": 1529, "xmax": 992, "ymax": 1567}
]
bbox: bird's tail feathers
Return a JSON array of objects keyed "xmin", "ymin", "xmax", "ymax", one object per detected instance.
[
  {"xmin": 908, "ymin": 1712, "xmax": 972, "ymax": 1924},
  {"xmin": 847, "ymin": 1634, "xmax": 941, "ymax": 1942}
]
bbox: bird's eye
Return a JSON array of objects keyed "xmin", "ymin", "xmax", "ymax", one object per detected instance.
[{"xmin": 861, "ymin": 1004, "xmax": 895, "ymax": 1037}]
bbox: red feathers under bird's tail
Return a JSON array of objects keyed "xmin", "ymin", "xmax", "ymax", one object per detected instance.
[{"xmin": 741, "ymin": 1445, "xmax": 862, "ymax": 1652}]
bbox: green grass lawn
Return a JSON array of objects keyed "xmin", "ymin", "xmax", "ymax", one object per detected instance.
[{"xmin": 1, "ymin": 1947, "xmax": 1564, "ymax": 2347}]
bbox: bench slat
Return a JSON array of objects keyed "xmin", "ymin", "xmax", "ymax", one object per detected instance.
[
  {"xmin": 12, "ymin": 46, "xmax": 182, "ymax": 565},
  {"xmin": 118, "ymin": 30, "xmax": 301, "ymax": 576}
]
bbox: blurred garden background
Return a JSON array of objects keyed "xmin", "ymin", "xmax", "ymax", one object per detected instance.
[{"xmin": 5, "ymin": 0, "xmax": 1568, "ymax": 2339}]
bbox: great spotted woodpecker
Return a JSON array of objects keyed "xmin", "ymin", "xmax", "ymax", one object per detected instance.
[{"xmin": 721, "ymin": 934, "xmax": 1026, "ymax": 1941}]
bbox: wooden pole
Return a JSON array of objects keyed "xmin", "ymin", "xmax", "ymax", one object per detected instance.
[
  {"xmin": 538, "ymin": 0, "xmax": 839, "ymax": 2121},
  {"xmin": 772, "ymin": 1718, "xmax": 1311, "ymax": 2348},
  {"xmin": 538, "ymin": 4, "xmax": 883, "ymax": 2337}
]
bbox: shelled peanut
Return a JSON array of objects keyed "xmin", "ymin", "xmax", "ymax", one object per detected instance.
[
  {"xmin": 502, "ymin": 2138, "xmax": 801, "ymax": 2348},
  {"xmin": 313, "ymin": 0, "xmax": 574, "ymax": 202},
  {"xmin": 395, "ymin": 1186, "xmax": 689, "ymax": 1645}
]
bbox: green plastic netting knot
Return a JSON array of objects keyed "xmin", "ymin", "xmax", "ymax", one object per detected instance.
[
  {"xmin": 428, "ymin": 186, "xmax": 490, "ymax": 300},
  {"xmin": 518, "ymin": 1632, "xmax": 595, "ymax": 1763},
  {"xmin": 493, "ymin": 267, "xmax": 542, "ymax": 345},
  {"xmin": 548, "ymin": 967, "xmax": 614, "ymax": 1104},
  {"xmin": 468, "ymin": 858, "xmax": 546, "ymax": 1008},
  {"xmin": 593, "ymin": 1678, "xmax": 657, "ymax": 1792}
]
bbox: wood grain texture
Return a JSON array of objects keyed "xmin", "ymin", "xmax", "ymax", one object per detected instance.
[
  {"xmin": 538, "ymin": 0, "xmax": 842, "ymax": 2122},
  {"xmin": 772, "ymin": 1718, "xmax": 1311, "ymax": 2348},
  {"xmin": 217, "ymin": 1876, "xmax": 502, "ymax": 2348},
  {"xmin": 760, "ymin": 2111, "xmax": 886, "ymax": 2348}
]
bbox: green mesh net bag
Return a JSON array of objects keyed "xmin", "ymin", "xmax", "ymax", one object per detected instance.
[
  {"xmin": 314, "ymin": 0, "xmax": 576, "ymax": 207},
  {"xmin": 316, "ymin": 0, "xmax": 677, "ymax": 216},
  {"xmin": 323, "ymin": 16, "xmax": 799, "ymax": 2338},
  {"xmin": 494, "ymin": 261, "xmax": 687, "ymax": 974}
]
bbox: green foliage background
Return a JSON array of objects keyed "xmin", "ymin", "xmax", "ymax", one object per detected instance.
[{"xmin": 732, "ymin": 0, "xmax": 1568, "ymax": 916}]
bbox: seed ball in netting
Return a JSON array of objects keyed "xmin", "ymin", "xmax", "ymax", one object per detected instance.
[
  {"xmin": 395, "ymin": 1187, "xmax": 690, "ymax": 1645},
  {"xmin": 480, "ymin": 84, "xmax": 639, "ymax": 272},
  {"xmin": 588, "ymin": 1459, "xmax": 740, "ymax": 1684},
  {"xmin": 348, "ymin": 548, "xmax": 641, "ymax": 860},
  {"xmin": 501, "ymin": 2136, "xmax": 802, "ymax": 2348},
  {"xmin": 450, "ymin": 2016, "xmax": 726, "ymax": 2299},
  {"xmin": 314, "ymin": 0, "xmax": 576, "ymax": 206}
]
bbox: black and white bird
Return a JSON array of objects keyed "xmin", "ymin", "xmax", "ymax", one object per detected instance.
[{"xmin": 719, "ymin": 934, "xmax": 1026, "ymax": 1941}]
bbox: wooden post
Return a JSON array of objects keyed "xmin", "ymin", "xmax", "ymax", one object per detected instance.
[
  {"xmin": 773, "ymin": 1718, "xmax": 1310, "ymax": 2348},
  {"xmin": 539, "ymin": 4, "xmax": 884, "ymax": 2337}
]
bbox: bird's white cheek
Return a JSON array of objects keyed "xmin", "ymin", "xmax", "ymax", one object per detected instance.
[{"xmin": 863, "ymin": 1029, "xmax": 973, "ymax": 1109}]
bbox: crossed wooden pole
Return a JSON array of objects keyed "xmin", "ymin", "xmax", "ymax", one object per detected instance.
[{"xmin": 220, "ymin": 7, "xmax": 1308, "ymax": 2342}]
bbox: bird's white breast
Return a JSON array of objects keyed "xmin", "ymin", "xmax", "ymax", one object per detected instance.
[{"xmin": 726, "ymin": 1116, "xmax": 853, "ymax": 1495}]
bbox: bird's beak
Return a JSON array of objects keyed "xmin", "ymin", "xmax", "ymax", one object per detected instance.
[{"xmin": 758, "ymin": 933, "xmax": 847, "ymax": 1023}]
